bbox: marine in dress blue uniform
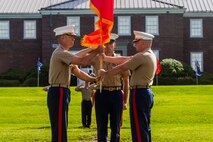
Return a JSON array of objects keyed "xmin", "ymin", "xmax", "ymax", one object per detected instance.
[
  {"xmin": 91, "ymin": 33, "xmax": 130, "ymax": 142},
  {"xmin": 48, "ymin": 25, "xmax": 102, "ymax": 142},
  {"xmin": 99, "ymin": 31, "xmax": 157, "ymax": 142}
]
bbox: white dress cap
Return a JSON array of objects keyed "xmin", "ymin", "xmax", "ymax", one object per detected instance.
[
  {"xmin": 133, "ymin": 31, "xmax": 154, "ymax": 41},
  {"xmin": 53, "ymin": 25, "xmax": 76, "ymax": 36},
  {"xmin": 110, "ymin": 33, "xmax": 119, "ymax": 41}
]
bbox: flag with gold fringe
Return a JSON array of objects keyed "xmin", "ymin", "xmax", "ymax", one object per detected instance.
[{"xmin": 81, "ymin": 0, "xmax": 114, "ymax": 47}]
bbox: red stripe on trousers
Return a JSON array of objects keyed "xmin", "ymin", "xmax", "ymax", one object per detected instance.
[
  {"xmin": 58, "ymin": 87, "xmax": 64, "ymax": 142},
  {"xmin": 133, "ymin": 89, "xmax": 142, "ymax": 142}
]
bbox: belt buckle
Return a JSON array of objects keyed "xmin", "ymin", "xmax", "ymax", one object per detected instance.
[{"xmin": 109, "ymin": 87, "xmax": 114, "ymax": 91}]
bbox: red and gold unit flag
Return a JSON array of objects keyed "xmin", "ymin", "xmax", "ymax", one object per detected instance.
[{"xmin": 81, "ymin": 0, "xmax": 114, "ymax": 48}]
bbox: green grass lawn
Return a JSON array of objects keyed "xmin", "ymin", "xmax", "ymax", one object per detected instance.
[{"xmin": 0, "ymin": 86, "xmax": 212, "ymax": 142}]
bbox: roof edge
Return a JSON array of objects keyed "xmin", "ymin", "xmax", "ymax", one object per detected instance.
[
  {"xmin": 40, "ymin": 8, "xmax": 185, "ymax": 15},
  {"xmin": 184, "ymin": 12, "xmax": 213, "ymax": 17},
  {"xmin": 0, "ymin": 13, "xmax": 41, "ymax": 19}
]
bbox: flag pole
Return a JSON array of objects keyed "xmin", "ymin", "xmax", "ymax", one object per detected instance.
[
  {"xmin": 196, "ymin": 75, "xmax": 198, "ymax": 85},
  {"xmin": 99, "ymin": 21, "xmax": 103, "ymax": 93},
  {"xmin": 37, "ymin": 67, "xmax": 39, "ymax": 87},
  {"xmin": 37, "ymin": 58, "xmax": 40, "ymax": 87}
]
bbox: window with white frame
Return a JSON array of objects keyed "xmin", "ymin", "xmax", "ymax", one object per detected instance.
[
  {"xmin": 190, "ymin": 19, "xmax": 203, "ymax": 38},
  {"xmin": 145, "ymin": 16, "xmax": 159, "ymax": 35},
  {"xmin": 94, "ymin": 16, "xmax": 98, "ymax": 30},
  {"xmin": 190, "ymin": 52, "xmax": 203, "ymax": 71},
  {"xmin": 153, "ymin": 50, "xmax": 159, "ymax": 59},
  {"xmin": 24, "ymin": 20, "xmax": 36, "ymax": 39},
  {"xmin": 118, "ymin": 16, "xmax": 131, "ymax": 35},
  {"xmin": 67, "ymin": 17, "xmax": 80, "ymax": 35},
  {"xmin": 0, "ymin": 21, "xmax": 9, "ymax": 39}
]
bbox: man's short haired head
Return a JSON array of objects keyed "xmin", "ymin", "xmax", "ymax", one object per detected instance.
[
  {"xmin": 53, "ymin": 25, "xmax": 76, "ymax": 37},
  {"xmin": 133, "ymin": 31, "xmax": 154, "ymax": 42}
]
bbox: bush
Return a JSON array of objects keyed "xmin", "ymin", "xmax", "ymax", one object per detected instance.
[
  {"xmin": 177, "ymin": 77, "xmax": 195, "ymax": 85},
  {"xmin": 0, "ymin": 79, "xmax": 20, "ymax": 87},
  {"xmin": 23, "ymin": 64, "xmax": 49, "ymax": 86},
  {"xmin": 197, "ymin": 72, "xmax": 213, "ymax": 85},
  {"xmin": 71, "ymin": 74, "xmax": 77, "ymax": 86},
  {"xmin": 181, "ymin": 62, "xmax": 196, "ymax": 78},
  {"xmin": 22, "ymin": 78, "xmax": 37, "ymax": 86},
  {"xmin": 157, "ymin": 77, "xmax": 178, "ymax": 85},
  {"xmin": 157, "ymin": 58, "xmax": 213, "ymax": 85},
  {"xmin": 0, "ymin": 69, "xmax": 27, "ymax": 83},
  {"xmin": 160, "ymin": 58, "xmax": 184, "ymax": 77},
  {"xmin": 0, "ymin": 63, "xmax": 49, "ymax": 87},
  {"xmin": 39, "ymin": 64, "xmax": 49, "ymax": 86},
  {"xmin": 1, "ymin": 58, "xmax": 212, "ymax": 86}
]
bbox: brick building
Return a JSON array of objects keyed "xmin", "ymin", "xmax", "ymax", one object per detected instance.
[{"xmin": 0, "ymin": 0, "xmax": 213, "ymax": 74}]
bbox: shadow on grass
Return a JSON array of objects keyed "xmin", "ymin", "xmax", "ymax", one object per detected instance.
[
  {"xmin": 73, "ymin": 126, "xmax": 130, "ymax": 130},
  {"xmin": 17, "ymin": 126, "xmax": 50, "ymax": 130}
]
